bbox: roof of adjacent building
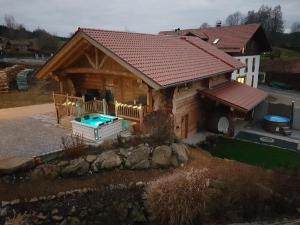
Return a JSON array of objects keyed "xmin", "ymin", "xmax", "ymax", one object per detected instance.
[
  {"xmin": 37, "ymin": 28, "xmax": 244, "ymax": 89},
  {"xmin": 160, "ymin": 24, "xmax": 271, "ymax": 53},
  {"xmin": 199, "ymin": 80, "xmax": 268, "ymax": 112}
]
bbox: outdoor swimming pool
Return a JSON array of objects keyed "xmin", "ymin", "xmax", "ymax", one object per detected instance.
[
  {"xmin": 71, "ymin": 114, "xmax": 123, "ymax": 142},
  {"xmin": 263, "ymin": 115, "xmax": 290, "ymax": 123},
  {"xmin": 263, "ymin": 115, "xmax": 290, "ymax": 133}
]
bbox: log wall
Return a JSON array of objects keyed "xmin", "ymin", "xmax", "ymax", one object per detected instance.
[{"xmin": 172, "ymin": 80, "xmax": 206, "ymax": 138}]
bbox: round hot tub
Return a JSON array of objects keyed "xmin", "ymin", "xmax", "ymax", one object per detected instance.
[{"xmin": 262, "ymin": 115, "xmax": 290, "ymax": 133}]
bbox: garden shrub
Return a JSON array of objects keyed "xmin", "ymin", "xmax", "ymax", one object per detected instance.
[
  {"xmin": 61, "ymin": 134, "xmax": 86, "ymax": 158},
  {"xmin": 142, "ymin": 110, "xmax": 175, "ymax": 144}
]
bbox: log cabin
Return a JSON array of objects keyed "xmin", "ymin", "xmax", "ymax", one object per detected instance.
[
  {"xmin": 160, "ymin": 24, "xmax": 271, "ymax": 88},
  {"xmin": 36, "ymin": 28, "xmax": 267, "ymax": 139}
]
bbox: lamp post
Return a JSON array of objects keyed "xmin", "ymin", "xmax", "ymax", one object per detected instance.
[{"xmin": 290, "ymin": 100, "xmax": 295, "ymax": 128}]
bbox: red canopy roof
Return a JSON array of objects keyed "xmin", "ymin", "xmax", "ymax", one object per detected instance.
[{"xmin": 199, "ymin": 81, "xmax": 268, "ymax": 112}]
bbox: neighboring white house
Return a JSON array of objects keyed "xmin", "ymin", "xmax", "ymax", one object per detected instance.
[
  {"xmin": 160, "ymin": 23, "xmax": 271, "ymax": 89},
  {"xmin": 232, "ymin": 55, "xmax": 260, "ymax": 88}
]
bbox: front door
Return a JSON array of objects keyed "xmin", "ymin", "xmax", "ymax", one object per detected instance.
[{"xmin": 181, "ymin": 114, "xmax": 189, "ymax": 138}]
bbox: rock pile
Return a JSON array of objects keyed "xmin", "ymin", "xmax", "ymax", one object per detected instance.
[
  {"xmin": 31, "ymin": 143, "xmax": 189, "ymax": 179},
  {"xmin": 2, "ymin": 184, "xmax": 146, "ymax": 225}
]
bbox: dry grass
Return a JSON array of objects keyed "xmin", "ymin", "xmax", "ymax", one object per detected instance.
[
  {"xmin": 146, "ymin": 168, "xmax": 210, "ymax": 225},
  {"xmin": 61, "ymin": 134, "xmax": 87, "ymax": 159},
  {"xmin": 0, "ymin": 78, "xmax": 58, "ymax": 109},
  {"xmin": 5, "ymin": 212, "xmax": 29, "ymax": 225},
  {"xmin": 146, "ymin": 149, "xmax": 300, "ymax": 225}
]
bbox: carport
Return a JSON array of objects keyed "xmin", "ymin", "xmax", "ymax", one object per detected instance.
[{"xmin": 198, "ymin": 81, "xmax": 268, "ymax": 135}]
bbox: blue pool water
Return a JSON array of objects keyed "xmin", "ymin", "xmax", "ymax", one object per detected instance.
[
  {"xmin": 264, "ymin": 115, "xmax": 290, "ymax": 123},
  {"xmin": 78, "ymin": 114, "xmax": 117, "ymax": 127}
]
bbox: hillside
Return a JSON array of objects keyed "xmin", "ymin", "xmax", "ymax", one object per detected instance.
[
  {"xmin": 270, "ymin": 32, "xmax": 300, "ymax": 52},
  {"xmin": 0, "ymin": 25, "xmax": 67, "ymax": 55}
]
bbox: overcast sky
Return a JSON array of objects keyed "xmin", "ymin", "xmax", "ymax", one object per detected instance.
[{"xmin": 0, "ymin": 0, "xmax": 299, "ymax": 37}]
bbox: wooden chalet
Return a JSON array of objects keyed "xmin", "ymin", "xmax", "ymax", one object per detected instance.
[{"xmin": 36, "ymin": 28, "xmax": 267, "ymax": 138}]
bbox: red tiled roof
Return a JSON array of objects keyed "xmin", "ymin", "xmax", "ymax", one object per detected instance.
[
  {"xmin": 199, "ymin": 81, "xmax": 268, "ymax": 112},
  {"xmin": 79, "ymin": 28, "xmax": 244, "ymax": 87},
  {"xmin": 160, "ymin": 24, "xmax": 271, "ymax": 53}
]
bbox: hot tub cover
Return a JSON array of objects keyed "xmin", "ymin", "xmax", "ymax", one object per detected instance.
[{"xmin": 199, "ymin": 81, "xmax": 268, "ymax": 112}]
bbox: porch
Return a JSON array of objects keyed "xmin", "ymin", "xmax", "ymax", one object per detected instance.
[{"xmin": 52, "ymin": 92, "xmax": 147, "ymax": 128}]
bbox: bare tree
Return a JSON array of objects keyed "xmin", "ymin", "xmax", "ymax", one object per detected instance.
[
  {"xmin": 200, "ymin": 22, "xmax": 210, "ymax": 28},
  {"xmin": 271, "ymin": 5, "xmax": 284, "ymax": 33},
  {"xmin": 4, "ymin": 14, "xmax": 17, "ymax": 29},
  {"xmin": 244, "ymin": 5, "xmax": 284, "ymax": 35},
  {"xmin": 225, "ymin": 12, "xmax": 244, "ymax": 26},
  {"xmin": 291, "ymin": 22, "xmax": 300, "ymax": 33}
]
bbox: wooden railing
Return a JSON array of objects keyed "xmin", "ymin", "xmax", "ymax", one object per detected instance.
[
  {"xmin": 53, "ymin": 93, "xmax": 108, "ymax": 123},
  {"xmin": 83, "ymin": 99, "xmax": 108, "ymax": 114},
  {"xmin": 53, "ymin": 93, "xmax": 85, "ymax": 123},
  {"xmin": 114, "ymin": 100, "xmax": 145, "ymax": 124}
]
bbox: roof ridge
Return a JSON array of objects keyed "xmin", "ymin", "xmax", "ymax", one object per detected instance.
[
  {"xmin": 181, "ymin": 36, "xmax": 238, "ymax": 70},
  {"xmin": 78, "ymin": 27, "xmax": 159, "ymax": 37}
]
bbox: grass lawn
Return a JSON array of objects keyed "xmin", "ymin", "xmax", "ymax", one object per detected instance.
[
  {"xmin": 212, "ymin": 137, "xmax": 300, "ymax": 169},
  {"xmin": 0, "ymin": 78, "xmax": 58, "ymax": 109}
]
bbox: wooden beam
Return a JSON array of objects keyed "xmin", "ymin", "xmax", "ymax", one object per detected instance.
[
  {"xmin": 84, "ymin": 52, "xmax": 96, "ymax": 69},
  {"xmin": 95, "ymin": 48, "xmax": 99, "ymax": 69},
  {"xmin": 62, "ymin": 67, "xmax": 134, "ymax": 77},
  {"xmin": 99, "ymin": 56, "xmax": 107, "ymax": 69}
]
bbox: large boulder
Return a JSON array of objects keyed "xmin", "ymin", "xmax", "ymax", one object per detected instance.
[
  {"xmin": 61, "ymin": 158, "xmax": 90, "ymax": 176},
  {"xmin": 125, "ymin": 144, "xmax": 150, "ymax": 169},
  {"xmin": 151, "ymin": 145, "xmax": 172, "ymax": 168},
  {"xmin": 91, "ymin": 150, "xmax": 122, "ymax": 171},
  {"xmin": 171, "ymin": 143, "xmax": 189, "ymax": 164},
  {"xmin": 0, "ymin": 157, "xmax": 35, "ymax": 174},
  {"xmin": 31, "ymin": 164, "xmax": 60, "ymax": 179}
]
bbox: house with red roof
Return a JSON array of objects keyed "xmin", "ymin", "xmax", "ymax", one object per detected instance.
[
  {"xmin": 36, "ymin": 28, "xmax": 267, "ymax": 139},
  {"xmin": 160, "ymin": 24, "xmax": 271, "ymax": 88}
]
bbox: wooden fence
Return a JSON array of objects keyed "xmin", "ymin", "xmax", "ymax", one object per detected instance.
[
  {"xmin": 82, "ymin": 99, "xmax": 108, "ymax": 115},
  {"xmin": 114, "ymin": 100, "xmax": 145, "ymax": 124},
  {"xmin": 53, "ymin": 93, "xmax": 108, "ymax": 123}
]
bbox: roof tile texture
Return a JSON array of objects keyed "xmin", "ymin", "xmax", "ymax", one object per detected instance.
[
  {"xmin": 80, "ymin": 28, "xmax": 244, "ymax": 87},
  {"xmin": 201, "ymin": 81, "xmax": 268, "ymax": 111},
  {"xmin": 160, "ymin": 24, "xmax": 261, "ymax": 53}
]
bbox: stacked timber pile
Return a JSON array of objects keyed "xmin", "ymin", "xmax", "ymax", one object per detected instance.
[
  {"xmin": 16, "ymin": 69, "xmax": 33, "ymax": 91},
  {"xmin": 0, "ymin": 64, "xmax": 26, "ymax": 93}
]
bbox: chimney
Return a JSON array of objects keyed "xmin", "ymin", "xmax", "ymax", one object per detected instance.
[
  {"xmin": 174, "ymin": 28, "xmax": 181, "ymax": 35},
  {"xmin": 216, "ymin": 20, "xmax": 222, "ymax": 27}
]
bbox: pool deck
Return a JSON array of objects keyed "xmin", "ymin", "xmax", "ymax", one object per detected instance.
[
  {"xmin": 238, "ymin": 121, "xmax": 300, "ymax": 151},
  {"xmin": 0, "ymin": 104, "xmax": 69, "ymax": 160}
]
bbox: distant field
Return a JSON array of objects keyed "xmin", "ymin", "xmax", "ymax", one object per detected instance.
[
  {"xmin": 212, "ymin": 137, "xmax": 300, "ymax": 169},
  {"xmin": 262, "ymin": 47, "xmax": 300, "ymax": 62},
  {"xmin": 0, "ymin": 78, "xmax": 58, "ymax": 109}
]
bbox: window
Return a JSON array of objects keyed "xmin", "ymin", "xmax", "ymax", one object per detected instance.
[
  {"xmin": 213, "ymin": 38, "xmax": 220, "ymax": 44},
  {"xmin": 237, "ymin": 76, "xmax": 246, "ymax": 84},
  {"xmin": 245, "ymin": 58, "xmax": 248, "ymax": 73},
  {"xmin": 252, "ymin": 57, "xmax": 256, "ymax": 72}
]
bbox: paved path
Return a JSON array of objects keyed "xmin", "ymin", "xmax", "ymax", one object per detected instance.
[{"xmin": 0, "ymin": 104, "xmax": 69, "ymax": 160}]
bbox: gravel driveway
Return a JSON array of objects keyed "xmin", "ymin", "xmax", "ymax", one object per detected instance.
[{"xmin": 0, "ymin": 104, "xmax": 69, "ymax": 160}]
